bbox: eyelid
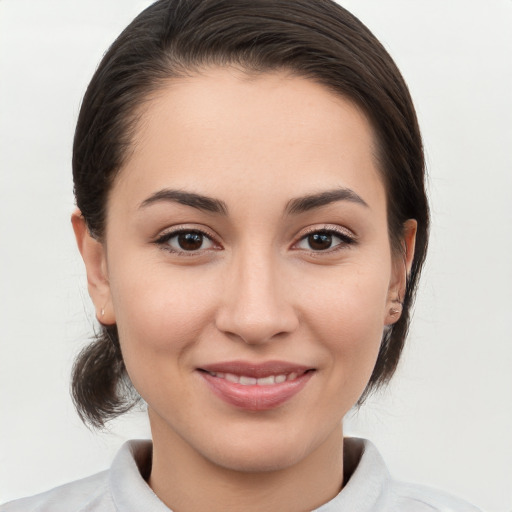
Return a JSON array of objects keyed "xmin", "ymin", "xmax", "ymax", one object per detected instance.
[
  {"xmin": 153, "ymin": 224, "xmax": 222, "ymax": 253},
  {"xmin": 292, "ymin": 224, "xmax": 357, "ymax": 251}
]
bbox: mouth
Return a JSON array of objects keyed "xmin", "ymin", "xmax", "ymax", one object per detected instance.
[
  {"xmin": 197, "ymin": 361, "xmax": 316, "ymax": 411},
  {"xmin": 203, "ymin": 371, "xmax": 303, "ymax": 386}
]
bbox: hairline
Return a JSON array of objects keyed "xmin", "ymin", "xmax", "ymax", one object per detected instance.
[{"xmin": 104, "ymin": 63, "xmax": 401, "ymax": 248}]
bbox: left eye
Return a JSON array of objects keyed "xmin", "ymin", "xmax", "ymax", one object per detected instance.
[
  {"xmin": 295, "ymin": 230, "xmax": 351, "ymax": 251},
  {"xmin": 159, "ymin": 230, "xmax": 215, "ymax": 252}
]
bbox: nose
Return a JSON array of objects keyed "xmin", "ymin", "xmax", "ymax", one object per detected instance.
[{"xmin": 215, "ymin": 248, "xmax": 299, "ymax": 345}]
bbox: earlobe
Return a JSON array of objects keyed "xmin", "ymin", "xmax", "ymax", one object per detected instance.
[
  {"xmin": 71, "ymin": 209, "xmax": 116, "ymax": 325},
  {"xmin": 385, "ymin": 219, "xmax": 417, "ymax": 325}
]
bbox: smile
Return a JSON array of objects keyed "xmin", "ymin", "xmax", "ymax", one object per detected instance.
[
  {"xmin": 205, "ymin": 371, "xmax": 301, "ymax": 386},
  {"xmin": 198, "ymin": 361, "xmax": 315, "ymax": 411}
]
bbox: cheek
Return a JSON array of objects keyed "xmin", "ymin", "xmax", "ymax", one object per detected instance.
[
  {"xmin": 109, "ymin": 259, "xmax": 219, "ymax": 356},
  {"xmin": 301, "ymin": 263, "xmax": 390, "ymax": 386},
  {"xmin": 108, "ymin": 262, "xmax": 222, "ymax": 406},
  {"xmin": 303, "ymin": 261, "xmax": 390, "ymax": 336}
]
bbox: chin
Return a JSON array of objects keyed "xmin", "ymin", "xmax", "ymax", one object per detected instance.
[
  {"xmin": 206, "ymin": 441, "xmax": 309, "ymax": 474},
  {"xmin": 199, "ymin": 422, "xmax": 337, "ymax": 474}
]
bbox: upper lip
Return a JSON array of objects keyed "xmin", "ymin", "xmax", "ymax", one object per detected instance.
[{"xmin": 198, "ymin": 360, "xmax": 314, "ymax": 378}]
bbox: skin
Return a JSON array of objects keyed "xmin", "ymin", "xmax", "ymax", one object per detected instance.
[{"xmin": 73, "ymin": 68, "xmax": 416, "ymax": 512}]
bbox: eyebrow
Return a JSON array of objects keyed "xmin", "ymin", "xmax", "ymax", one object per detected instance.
[
  {"xmin": 139, "ymin": 186, "xmax": 367, "ymax": 216},
  {"xmin": 286, "ymin": 188, "xmax": 368, "ymax": 215},
  {"xmin": 140, "ymin": 189, "xmax": 228, "ymax": 215}
]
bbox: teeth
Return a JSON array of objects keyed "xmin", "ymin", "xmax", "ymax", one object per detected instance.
[
  {"xmin": 239, "ymin": 376, "xmax": 257, "ymax": 385},
  {"xmin": 257, "ymin": 376, "xmax": 276, "ymax": 386},
  {"xmin": 208, "ymin": 371, "xmax": 301, "ymax": 385}
]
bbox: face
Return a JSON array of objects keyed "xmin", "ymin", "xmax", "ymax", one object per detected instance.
[{"xmin": 76, "ymin": 68, "xmax": 414, "ymax": 472}]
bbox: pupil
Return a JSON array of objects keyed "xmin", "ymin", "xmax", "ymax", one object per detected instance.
[
  {"xmin": 308, "ymin": 233, "xmax": 332, "ymax": 250},
  {"xmin": 178, "ymin": 232, "xmax": 203, "ymax": 250}
]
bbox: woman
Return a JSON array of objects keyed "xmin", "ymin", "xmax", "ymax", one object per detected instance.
[{"xmin": 1, "ymin": 0, "xmax": 483, "ymax": 510}]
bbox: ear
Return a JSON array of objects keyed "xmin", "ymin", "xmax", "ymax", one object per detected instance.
[
  {"xmin": 71, "ymin": 209, "xmax": 116, "ymax": 325},
  {"xmin": 384, "ymin": 219, "xmax": 417, "ymax": 326}
]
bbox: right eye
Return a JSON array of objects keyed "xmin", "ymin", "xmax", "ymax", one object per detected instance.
[
  {"xmin": 293, "ymin": 227, "xmax": 356, "ymax": 253},
  {"xmin": 155, "ymin": 229, "xmax": 216, "ymax": 253}
]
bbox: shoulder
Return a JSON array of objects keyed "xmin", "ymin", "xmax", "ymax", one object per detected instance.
[
  {"xmin": 391, "ymin": 481, "xmax": 483, "ymax": 512},
  {"xmin": 0, "ymin": 440, "xmax": 158, "ymax": 512},
  {"xmin": 336, "ymin": 438, "xmax": 483, "ymax": 512},
  {"xmin": 0, "ymin": 471, "xmax": 113, "ymax": 512}
]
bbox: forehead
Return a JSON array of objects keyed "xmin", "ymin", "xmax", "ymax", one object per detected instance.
[{"xmin": 113, "ymin": 67, "xmax": 385, "ymax": 214}]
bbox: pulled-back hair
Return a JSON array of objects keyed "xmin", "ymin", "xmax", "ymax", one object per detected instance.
[{"xmin": 72, "ymin": 0, "xmax": 429, "ymax": 428}]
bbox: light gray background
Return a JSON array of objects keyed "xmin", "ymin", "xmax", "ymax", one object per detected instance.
[{"xmin": 0, "ymin": 1, "xmax": 511, "ymax": 510}]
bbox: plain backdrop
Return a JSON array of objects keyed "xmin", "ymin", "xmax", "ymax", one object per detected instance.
[{"xmin": 0, "ymin": 1, "xmax": 511, "ymax": 510}]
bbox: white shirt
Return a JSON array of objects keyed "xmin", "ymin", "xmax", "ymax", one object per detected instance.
[{"xmin": 1, "ymin": 438, "xmax": 482, "ymax": 511}]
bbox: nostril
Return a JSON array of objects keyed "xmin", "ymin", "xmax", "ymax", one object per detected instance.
[{"xmin": 215, "ymin": 315, "xmax": 299, "ymax": 345}]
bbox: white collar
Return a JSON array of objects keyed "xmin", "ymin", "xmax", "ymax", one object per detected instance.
[{"xmin": 109, "ymin": 437, "xmax": 392, "ymax": 512}]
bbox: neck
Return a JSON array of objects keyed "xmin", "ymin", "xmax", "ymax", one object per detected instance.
[{"xmin": 148, "ymin": 414, "xmax": 344, "ymax": 512}]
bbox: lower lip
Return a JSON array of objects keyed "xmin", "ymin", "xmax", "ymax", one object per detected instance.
[{"xmin": 199, "ymin": 371, "xmax": 314, "ymax": 411}]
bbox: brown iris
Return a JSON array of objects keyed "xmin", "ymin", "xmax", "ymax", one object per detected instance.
[
  {"xmin": 178, "ymin": 232, "xmax": 204, "ymax": 251},
  {"xmin": 307, "ymin": 232, "xmax": 333, "ymax": 250}
]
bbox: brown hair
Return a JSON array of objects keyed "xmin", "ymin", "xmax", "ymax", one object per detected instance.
[{"xmin": 72, "ymin": 0, "xmax": 429, "ymax": 428}]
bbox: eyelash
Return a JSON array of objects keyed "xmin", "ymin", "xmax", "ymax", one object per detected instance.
[
  {"xmin": 153, "ymin": 225, "xmax": 356, "ymax": 255},
  {"xmin": 294, "ymin": 226, "xmax": 357, "ymax": 254},
  {"xmin": 154, "ymin": 227, "xmax": 219, "ymax": 255}
]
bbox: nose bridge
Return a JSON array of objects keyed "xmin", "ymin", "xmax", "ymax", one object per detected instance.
[{"xmin": 216, "ymin": 242, "xmax": 298, "ymax": 344}]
